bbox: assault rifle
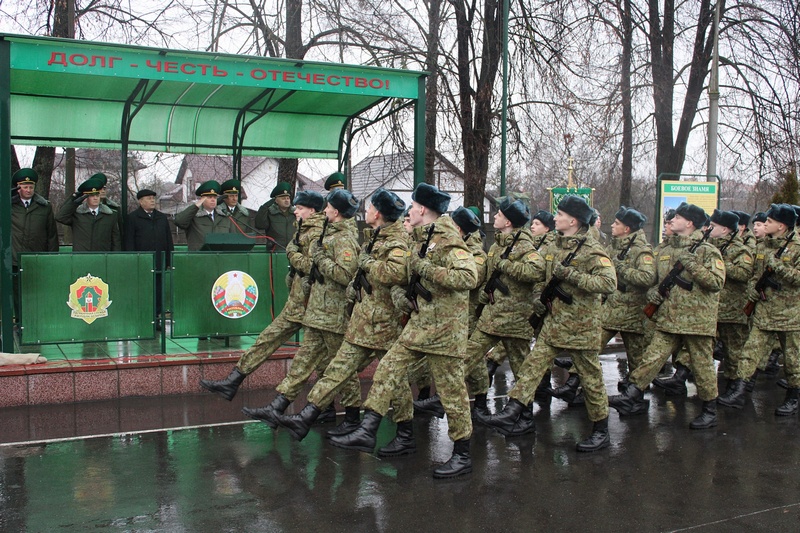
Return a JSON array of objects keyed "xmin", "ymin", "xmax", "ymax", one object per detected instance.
[
  {"xmin": 643, "ymin": 227, "xmax": 712, "ymax": 319},
  {"xmin": 288, "ymin": 219, "xmax": 303, "ymax": 278},
  {"xmin": 405, "ymin": 223, "xmax": 435, "ymax": 312},
  {"xmin": 475, "ymin": 229, "xmax": 522, "ymax": 318},
  {"xmin": 743, "ymin": 231, "xmax": 795, "ymax": 317},
  {"xmin": 346, "ymin": 226, "xmax": 381, "ymax": 316},
  {"xmin": 308, "ymin": 218, "xmax": 328, "ymax": 285},
  {"xmin": 528, "ymin": 237, "xmax": 587, "ymax": 330},
  {"xmin": 615, "ymin": 236, "xmax": 636, "ymax": 292}
]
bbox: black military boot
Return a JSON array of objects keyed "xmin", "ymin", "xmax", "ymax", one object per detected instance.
[
  {"xmin": 432, "ymin": 439, "xmax": 472, "ymax": 479},
  {"xmin": 413, "ymin": 394, "xmax": 445, "ymax": 418},
  {"xmin": 417, "ymin": 386, "xmax": 432, "ymax": 401},
  {"xmin": 617, "ymin": 374, "xmax": 630, "ymax": 393},
  {"xmin": 276, "ymin": 404, "xmax": 322, "ymax": 441},
  {"xmin": 471, "ymin": 393, "xmax": 492, "ymax": 425},
  {"xmin": 199, "ymin": 367, "xmax": 246, "ymax": 401},
  {"xmin": 717, "ymin": 378, "xmax": 747, "ymax": 409},
  {"xmin": 326, "ymin": 407, "xmax": 361, "ymax": 438},
  {"xmin": 328, "ymin": 410, "xmax": 383, "ymax": 453},
  {"xmin": 485, "ymin": 398, "xmax": 536, "ymax": 437},
  {"xmin": 778, "ymin": 378, "xmax": 789, "ymax": 390},
  {"xmin": 652, "ymin": 362, "xmax": 690, "ymax": 396},
  {"xmin": 549, "ymin": 373, "xmax": 581, "ymax": 403},
  {"xmin": 608, "ymin": 383, "xmax": 649, "ymax": 416},
  {"xmin": 242, "ymin": 393, "xmax": 291, "ymax": 429},
  {"xmin": 764, "ymin": 349, "xmax": 782, "ymax": 377},
  {"xmin": 745, "ymin": 370, "xmax": 760, "ymax": 392},
  {"xmin": 487, "ymin": 360, "xmax": 500, "ymax": 387},
  {"xmin": 316, "ymin": 403, "xmax": 336, "ymax": 424},
  {"xmin": 576, "ymin": 417, "xmax": 610, "ymax": 452},
  {"xmin": 534, "ymin": 371, "xmax": 552, "ymax": 406},
  {"xmin": 690, "ymin": 399, "xmax": 718, "ymax": 429},
  {"xmin": 775, "ymin": 388, "xmax": 799, "ymax": 416},
  {"xmin": 377, "ymin": 421, "xmax": 416, "ymax": 457},
  {"xmin": 568, "ymin": 388, "xmax": 586, "ymax": 407}
]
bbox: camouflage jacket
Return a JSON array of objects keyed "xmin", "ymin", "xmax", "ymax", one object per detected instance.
[
  {"xmin": 651, "ymin": 230, "xmax": 725, "ymax": 336},
  {"xmin": 302, "ymin": 218, "xmax": 360, "ymax": 334},
  {"xmin": 477, "ymin": 228, "xmax": 546, "ymax": 340},
  {"xmin": 398, "ymin": 216, "xmax": 479, "ymax": 357},
  {"xmin": 282, "ymin": 211, "xmax": 324, "ymax": 323},
  {"xmin": 539, "ymin": 230, "xmax": 617, "ymax": 350},
  {"xmin": 750, "ymin": 231, "xmax": 800, "ymax": 331},
  {"xmin": 531, "ymin": 231, "xmax": 555, "ymax": 294},
  {"xmin": 345, "ymin": 219, "xmax": 409, "ymax": 350},
  {"xmin": 464, "ymin": 230, "xmax": 488, "ymax": 327},
  {"xmin": 712, "ymin": 234, "xmax": 754, "ymax": 324},
  {"xmin": 741, "ymin": 229, "xmax": 757, "ymax": 255},
  {"xmin": 602, "ymin": 230, "xmax": 656, "ymax": 333}
]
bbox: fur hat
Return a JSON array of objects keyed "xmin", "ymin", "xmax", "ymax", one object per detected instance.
[
  {"xmin": 371, "ymin": 188, "xmax": 405, "ymax": 221},
  {"xmin": 664, "ymin": 208, "xmax": 677, "ymax": 222},
  {"xmin": 766, "ymin": 203, "xmax": 797, "ymax": 228},
  {"xmin": 532, "ymin": 210, "xmax": 555, "ymax": 231},
  {"xmin": 557, "ymin": 195, "xmax": 593, "ymax": 226},
  {"xmin": 452, "ymin": 206, "xmax": 482, "ymax": 234},
  {"xmin": 614, "ymin": 206, "xmax": 647, "ymax": 232},
  {"xmin": 294, "ymin": 190, "xmax": 324, "ymax": 212},
  {"xmin": 412, "ymin": 183, "xmax": 450, "ymax": 214},
  {"xmin": 12, "ymin": 168, "xmax": 38, "ymax": 186},
  {"xmin": 498, "ymin": 198, "xmax": 531, "ymax": 228},
  {"xmin": 733, "ymin": 210, "xmax": 751, "ymax": 227},
  {"xmin": 710, "ymin": 209, "xmax": 740, "ymax": 233},
  {"xmin": 327, "ymin": 188, "xmax": 359, "ymax": 218},
  {"xmin": 751, "ymin": 211, "xmax": 768, "ymax": 224},
  {"xmin": 324, "ymin": 172, "xmax": 346, "ymax": 191},
  {"xmin": 674, "ymin": 202, "xmax": 707, "ymax": 229}
]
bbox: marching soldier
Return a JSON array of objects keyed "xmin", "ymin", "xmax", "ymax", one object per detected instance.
[
  {"xmin": 734, "ymin": 210, "xmax": 757, "ymax": 253},
  {"xmin": 56, "ymin": 176, "xmax": 122, "ymax": 251},
  {"xmin": 718, "ymin": 204, "xmax": 800, "ymax": 415},
  {"xmin": 328, "ymin": 183, "xmax": 479, "ymax": 479},
  {"xmin": 241, "ymin": 189, "xmax": 361, "ymax": 427},
  {"xmin": 174, "ymin": 180, "xmax": 232, "ymax": 251},
  {"xmin": 609, "ymin": 202, "xmax": 725, "ymax": 429},
  {"xmin": 483, "ymin": 196, "xmax": 616, "ymax": 452}
]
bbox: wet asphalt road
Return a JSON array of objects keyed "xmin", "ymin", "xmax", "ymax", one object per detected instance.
[{"xmin": 2, "ymin": 350, "xmax": 800, "ymax": 532}]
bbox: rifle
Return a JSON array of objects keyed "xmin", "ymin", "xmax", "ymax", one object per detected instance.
[
  {"xmin": 528, "ymin": 237, "xmax": 587, "ymax": 329},
  {"xmin": 405, "ymin": 223, "xmax": 435, "ymax": 312},
  {"xmin": 718, "ymin": 232, "xmax": 737, "ymax": 256},
  {"xmin": 308, "ymin": 218, "xmax": 328, "ymax": 285},
  {"xmin": 744, "ymin": 231, "xmax": 795, "ymax": 317},
  {"xmin": 643, "ymin": 227, "xmax": 712, "ymax": 319},
  {"xmin": 288, "ymin": 219, "xmax": 303, "ymax": 278},
  {"xmin": 475, "ymin": 229, "xmax": 522, "ymax": 318},
  {"xmin": 615, "ymin": 236, "xmax": 636, "ymax": 292},
  {"xmin": 346, "ymin": 226, "xmax": 381, "ymax": 316}
]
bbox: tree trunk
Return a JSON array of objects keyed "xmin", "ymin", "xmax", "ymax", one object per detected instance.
[
  {"xmin": 278, "ymin": 0, "xmax": 304, "ymax": 192},
  {"xmin": 619, "ymin": 0, "xmax": 633, "ymax": 207},
  {"xmin": 424, "ymin": 0, "xmax": 442, "ymax": 186}
]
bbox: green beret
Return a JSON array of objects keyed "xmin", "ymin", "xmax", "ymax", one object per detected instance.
[
  {"xmin": 270, "ymin": 181, "xmax": 292, "ymax": 198},
  {"xmin": 325, "ymin": 172, "xmax": 347, "ymax": 191},
  {"xmin": 77, "ymin": 177, "xmax": 104, "ymax": 195},
  {"xmin": 220, "ymin": 179, "xmax": 241, "ymax": 195},
  {"xmin": 90, "ymin": 172, "xmax": 108, "ymax": 187},
  {"xmin": 195, "ymin": 180, "xmax": 221, "ymax": 197},
  {"xmin": 12, "ymin": 168, "xmax": 38, "ymax": 186}
]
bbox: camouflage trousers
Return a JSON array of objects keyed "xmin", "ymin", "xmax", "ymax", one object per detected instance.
[
  {"xmin": 365, "ymin": 344, "xmax": 472, "ymax": 442},
  {"xmin": 737, "ymin": 327, "xmax": 800, "ymax": 387},
  {"xmin": 237, "ymin": 312, "xmax": 302, "ymax": 375},
  {"xmin": 306, "ymin": 341, "xmax": 413, "ymax": 421},
  {"xmin": 465, "ymin": 330, "xmax": 530, "ymax": 396},
  {"xmin": 276, "ymin": 327, "xmax": 360, "ymax": 406},
  {"xmin": 630, "ymin": 331, "xmax": 717, "ymax": 400},
  {"xmin": 407, "ymin": 358, "xmax": 433, "ymax": 391},
  {"xmin": 600, "ymin": 328, "xmax": 649, "ymax": 375},
  {"xmin": 757, "ymin": 335, "xmax": 783, "ymax": 371},
  {"xmin": 486, "ymin": 343, "xmax": 507, "ymax": 365},
  {"xmin": 508, "ymin": 336, "xmax": 609, "ymax": 422}
]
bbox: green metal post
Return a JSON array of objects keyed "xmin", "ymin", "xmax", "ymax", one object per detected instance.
[
  {"xmin": 500, "ymin": 0, "xmax": 509, "ymax": 197},
  {"xmin": 0, "ymin": 39, "xmax": 13, "ymax": 352},
  {"xmin": 414, "ymin": 76, "xmax": 427, "ymax": 186}
]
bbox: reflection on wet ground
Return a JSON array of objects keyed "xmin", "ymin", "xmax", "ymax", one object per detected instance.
[{"xmin": 2, "ymin": 350, "xmax": 800, "ymax": 532}]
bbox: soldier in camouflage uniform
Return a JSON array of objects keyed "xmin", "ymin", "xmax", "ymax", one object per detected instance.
[
  {"xmin": 750, "ymin": 212, "xmax": 784, "ymax": 378},
  {"xmin": 199, "ymin": 191, "xmax": 326, "ymax": 404},
  {"xmin": 718, "ymin": 204, "xmax": 800, "ymax": 415},
  {"xmin": 609, "ymin": 202, "xmax": 725, "ymax": 429},
  {"xmin": 463, "ymin": 199, "xmax": 545, "ymax": 424},
  {"xmin": 413, "ymin": 206, "xmax": 487, "ymax": 417},
  {"xmin": 273, "ymin": 189, "xmax": 414, "ymax": 447},
  {"xmin": 242, "ymin": 188, "xmax": 362, "ymax": 426},
  {"xmin": 484, "ymin": 196, "xmax": 617, "ymax": 452},
  {"xmin": 329, "ymin": 183, "xmax": 479, "ymax": 479}
]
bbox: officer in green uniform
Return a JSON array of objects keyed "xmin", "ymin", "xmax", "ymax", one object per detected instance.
[
  {"xmin": 242, "ymin": 188, "xmax": 362, "ymax": 427},
  {"xmin": 324, "ymin": 172, "xmax": 346, "ymax": 191},
  {"xmin": 274, "ymin": 189, "xmax": 413, "ymax": 447},
  {"xmin": 484, "ymin": 196, "xmax": 617, "ymax": 452},
  {"xmin": 219, "ymin": 179, "xmax": 252, "ymax": 232},
  {"xmin": 56, "ymin": 176, "xmax": 122, "ymax": 251},
  {"xmin": 174, "ymin": 180, "xmax": 232, "ymax": 251},
  {"xmin": 329, "ymin": 183, "xmax": 479, "ymax": 479},
  {"xmin": 464, "ymin": 199, "xmax": 545, "ymax": 423},
  {"xmin": 199, "ymin": 191, "xmax": 325, "ymax": 402},
  {"xmin": 255, "ymin": 182, "xmax": 295, "ymax": 249},
  {"xmin": 718, "ymin": 204, "xmax": 800, "ymax": 415},
  {"xmin": 610, "ymin": 202, "xmax": 725, "ymax": 429}
]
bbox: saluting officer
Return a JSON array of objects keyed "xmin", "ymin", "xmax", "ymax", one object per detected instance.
[
  {"xmin": 56, "ymin": 176, "xmax": 122, "ymax": 251},
  {"xmin": 174, "ymin": 180, "xmax": 232, "ymax": 251}
]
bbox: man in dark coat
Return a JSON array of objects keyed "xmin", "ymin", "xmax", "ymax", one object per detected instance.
[
  {"xmin": 125, "ymin": 189, "xmax": 174, "ymax": 318},
  {"xmin": 56, "ymin": 176, "xmax": 122, "ymax": 252}
]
